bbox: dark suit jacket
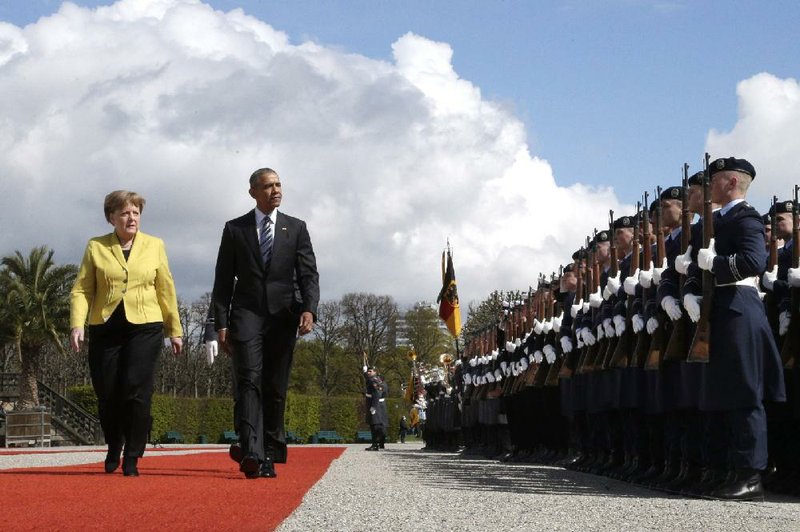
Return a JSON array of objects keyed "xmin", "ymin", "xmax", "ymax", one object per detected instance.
[{"xmin": 212, "ymin": 209, "xmax": 320, "ymax": 342}]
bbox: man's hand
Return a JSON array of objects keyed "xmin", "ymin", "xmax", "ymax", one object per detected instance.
[
  {"xmin": 632, "ymin": 314, "xmax": 644, "ymax": 333},
  {"xmin": 606, "ymin": 272, "xmax": 622, "ymax": 296},
  {"xmin": 623, "ymin": 270, "xmax": 639, "ymax": 296},
  {"xmin": 661, "ymin": 295, "xmax": 682, "ymax": 321},
  {"xmin": 697, "ymin": 238, "xmax": 717, "ymax": 271},
  {"xmin": 205, "ymin": 340, "xmax": 218, "ymax": 365},
  {"xmin": 646, "ymin": 317, "xmax": 658, "ymax": 335},
  {"xmin": 762, "ymin": 265, "xmax": 778, "ymax": 291},
  {"xmin": 683, "ymin": 294, "xmax": 702, "ymax": 323},
  {"xmin": 639, "ymin": 263, "xmax": 654, "ymax": 288},
  {"xmin": 651, "ymin": 257, "xmax": 668, "ymax": 285},
  {"xmin": 613, "ymin": 315, "xmax": 626, "ymax": 336},
  {"xmin": 675, "ymin": 245, "xmax": 693, "ymax": 275},
  {"xmin": 218, "ymin": 328, "xmax": 232, "ymax": 355},
  {"xmin": 590, "ymin": 287, "xmax": 603, "ymax": 307},
  {"xmin": 298, "ymin": 312, "xmax": 314, "ymax": 335}
]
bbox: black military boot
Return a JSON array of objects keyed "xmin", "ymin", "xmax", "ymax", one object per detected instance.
[
  {"xmin": 650, "ymin": 458, "xmax": 682, "ymax": 490},
  {"xmin": 708, "ymin": 469, "xmax": 764, "ymax": 501}
]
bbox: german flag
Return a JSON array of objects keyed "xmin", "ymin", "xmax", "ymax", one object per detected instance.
[{"xmin": 437, "ymin": 248, "xmax": 462, "ymax": 337}]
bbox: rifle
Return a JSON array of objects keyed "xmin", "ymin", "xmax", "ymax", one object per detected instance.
[
  {"xmin": 687, "ymin": 153, "xmax": 713, "ymax": 363},
  {"xmin": 560, "ymin": 259, "xmax": 583, "ymax": 378},
  {"xmin": 581, "ymin": 236, "xmax": 602, "ymax": 372},
  {"xmin": 764, "ymin": 196, "xmax": 780, "ymax": 340},
  {"xmin": 645, "ymin": 186, "xmax": 668, "ymax": 370},
  {"xmin": 780, "ymin": 186, "xmax": 800, "ymax": 369},
  {"xmin": 539, "ymin": 276, "xmax": 560, "ymax": 386},
  {"xmin": 576, "ymin": 238, "xmax": 595, "ymax": 373},
  {"xmin": 600, "ymin": 220, "xmax": 621, "ymax": 368},
  {"xmin": 664, "ymin": 165, "xmax": 692, "ymax": 361},
  {"xmin": 628, "ymin": 192, "xmax": 653, "ymax": 368},
  {"xmin": 626, "ymin": 200, "xmax": 645, "ymax": 368},
  {"xmin": 546, "ymin": 269, "xmax": 566, "ymax": 385},
  {"xmin": 605, "ymin": 210, "xmax": 625, "ymax": 368}
]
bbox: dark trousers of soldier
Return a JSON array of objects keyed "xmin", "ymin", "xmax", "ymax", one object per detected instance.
[
  {"xmin": 88, "ymin": 318, "xmax": 163, "ymax": 459},
  {"xmin": 370, "ymin": 423, "xmax": 386, "ymax": 448},
  {"xmin": 704, "ymin": 407, "xmax": 768, "ymax": 471}
]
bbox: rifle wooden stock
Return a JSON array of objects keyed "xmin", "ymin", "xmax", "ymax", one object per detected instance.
[
  {"xmin": 687, "ymin": 155, "xmax": 713, "ymax": 363},
  {"xmin": 664, "ymin": 173, "xmax": 693, "ymax": 362},
  {"xmin": 645, "ymin": 191, "xmax": 668, "ymax": 371},
  {"xmin": 780, "ymin": 188, "xmax": 799, "ymax": 369}
]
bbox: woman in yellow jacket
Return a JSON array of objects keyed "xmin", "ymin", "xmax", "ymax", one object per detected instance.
[{"xmin": 70, "ymin": 190, "xmax": 183, "ymax": 477}]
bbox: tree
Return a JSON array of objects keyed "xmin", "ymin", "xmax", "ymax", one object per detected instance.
[
  {"xmin": 341, "ymin": 292, "xmax": 398, "ymax": 367},
  {"xmin": 0, "ymin": 246, "xmax": 77, "ymax": 409},
  {"xmin": 305, "ymin": 301, "xmax": 355, "ymax": 396},
  {"xmin": 403, "ymin": 303, "xmax": 453, "ymax": 366}
]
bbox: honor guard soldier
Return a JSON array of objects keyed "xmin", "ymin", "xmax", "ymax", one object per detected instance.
[{"xmin": 683, "ymin": 157, "xmax": 786, "ymax": 500}]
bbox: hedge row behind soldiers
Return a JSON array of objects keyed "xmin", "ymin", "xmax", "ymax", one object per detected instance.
[{"xmin": 458, "ymin": 156, "xmax": 800, "ymax": 502}]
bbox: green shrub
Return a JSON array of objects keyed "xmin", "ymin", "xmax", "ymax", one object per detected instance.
[
  {"xmin": 67, "ymin": 385, "xmax": 98, "ymax": 416},
  {"xmin": 285, "ymin": 392, "xmax": 321, "ymax": 442},
  {"xmin": 321, "ymin": 396, "xmax": 360, "ymax": 441}
]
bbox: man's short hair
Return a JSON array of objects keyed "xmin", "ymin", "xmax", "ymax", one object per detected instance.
[{"xmin": 249, "ymin": 168, "xmax": 279, "ymax": 187}]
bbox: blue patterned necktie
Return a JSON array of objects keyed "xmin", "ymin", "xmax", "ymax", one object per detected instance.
[{"xmin": 259, "ymin": 215, "xmax": 273, "ymax": 265}]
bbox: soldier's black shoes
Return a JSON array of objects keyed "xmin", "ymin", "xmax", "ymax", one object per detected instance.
[
  {"xmin": 122, "ymin": 456, "xmax": 139, "ymax": 477},
  {"xmin": 258, "ymin": 458, "xmax": 277, "ymax": 478},
  {"xmin": 365, "ymin": 445, "xmax": 380, "ymax": 451},
  {"xmin": 239, "ymin": 453, "xmax": 260, "ymax": 476},
  {"xmin": 707, "ymin": 470, "xmax": 764, "ymax": 501},
  {"xmin": 229, "ymin": 443, "xmax": 243, "ymax": 464}
]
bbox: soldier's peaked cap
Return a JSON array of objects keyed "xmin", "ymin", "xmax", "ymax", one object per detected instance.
[
  {"xmin": 709, "ymin": 157, "xmax": 756, "ymax": 180},
  {"xmin": 660, "ymin": 186, "xmax": 683, "ymax": 200},
  {"xmin": 688, "ymin": 170, "xmax": 705, "ymax": 186}
]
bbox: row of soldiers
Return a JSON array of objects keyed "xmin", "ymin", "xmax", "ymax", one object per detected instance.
[{"xmin": 454, "ymin": 156, "xmax": 799, "ymax": 502}]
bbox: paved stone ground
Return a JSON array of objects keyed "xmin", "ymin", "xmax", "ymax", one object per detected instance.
[
  {"xmin": 3, "ymin": 443, "xmax": 798, "ymax": 531},
  {"xmin": 279, "ymin": 442, "xmax": 800, "ymax": 532}
]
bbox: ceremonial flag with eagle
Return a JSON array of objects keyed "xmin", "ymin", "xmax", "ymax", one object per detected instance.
[{"xmin": 437, "ymin": 247, "xmax": 462, "ymax": 337}]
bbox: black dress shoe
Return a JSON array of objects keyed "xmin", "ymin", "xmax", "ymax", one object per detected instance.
[
  {"xmin": 259, "ymin": 459, "xmax": 277, "ymax": 478},
  {"xmin": 239, "ymin": 453, "xmax": 260, "ymax": 475},
  {"xmin": 229, "ymin": 443, "xmax": 243, "ymax": 463},
  {"xmin": 709, "ymin": 470, "xmax": 764, "ymax": 501},
  {"xmin": 104, "ymin": 449, "xmax": 121, "ymax": 474},
  {"xmin": 122, "ymin": 457, "xmax": 139, "ymax": 477},
  {"xmin": 365, "ymin": 445, "xmax": 379, "ymax": 451}
]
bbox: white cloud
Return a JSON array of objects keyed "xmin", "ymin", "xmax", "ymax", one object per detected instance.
[
  {"xmin": 0, "ymin": 0, "xmax": 630, "ymax": 309},
  {"xmin": 706, "ymin": 73, "xmax": 800, "ymax": 210}
]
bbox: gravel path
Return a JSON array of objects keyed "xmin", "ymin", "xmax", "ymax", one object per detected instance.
[
  {"xmin": 279, "ymin": 442, "xmax": 800, "ymax": 532},
  {"xmin": 4, "ymin": 443, "xmax": 798, "ymax": 531}
]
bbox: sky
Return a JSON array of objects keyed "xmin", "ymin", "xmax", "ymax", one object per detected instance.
[{"xmin": 0, "ymin": 0, "xmax": 798, "ymax": 311}]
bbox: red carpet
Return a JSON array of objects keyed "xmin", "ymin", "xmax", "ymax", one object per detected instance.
[{"xmin": 2, "ymin": 447, "xmax": 345, "ymax": 531}]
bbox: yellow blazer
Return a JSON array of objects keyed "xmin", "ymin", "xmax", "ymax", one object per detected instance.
[{"xmin": 70, "ymin": 231, "xmax": 183, "ymax": 338}]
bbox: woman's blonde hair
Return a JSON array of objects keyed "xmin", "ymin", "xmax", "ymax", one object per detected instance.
[{"xmin": 104, "ymin": 190, "xmax": 145, "ymax": 222}]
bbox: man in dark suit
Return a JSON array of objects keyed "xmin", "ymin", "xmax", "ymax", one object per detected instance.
[{"xmin": 212, "ymin": 167, "xmax": 320, "ymax": 479}]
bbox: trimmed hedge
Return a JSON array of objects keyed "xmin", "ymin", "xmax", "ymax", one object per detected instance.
[{"xmin": 65, "ymin": 386, "xmax": 400, "ymax": 443}]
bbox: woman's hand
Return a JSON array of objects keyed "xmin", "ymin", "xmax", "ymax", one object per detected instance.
[
  {"xmin": 70, "ymin": 327, "xmax": 84, "ymax": 353},
  {"xmin": 170, "ymin": 337, "xmax": 183, "ymax": 355}
]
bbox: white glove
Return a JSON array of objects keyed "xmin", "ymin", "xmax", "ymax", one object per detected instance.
[
  {"xmin": 542, "ymin": 319, "xmax": 553, "ymax": 334},
  {"xmin": 589, "ymin": 286, "xmax": 603, "ymax": 307},
  {"xmin": 661, "ymin": 295, "xmax": 682, "ymax": 321},
  {"xmin": 205, "ymin": 340, "xmax": 218, "ymax": 365},
  {"xmin": 632, "ymin": 314, "xmax": 644, "ymax": 333},
  {"xmin": 789, "ymin": 267, "xmax": 800, "ymax": 288},
  {"xmin": 646, "ymin": 317, "xmax": 659, "ymax": 335},
  {"xmin": 683, "ymin": 293, "xmax": 702, "ymax": 323},
  {"xmin": 533, "ymin": 319, "xmax": 544, "ymax": 334},
  {"xmin": 606, "ymin": 272, "xmax": 622, "ymax": 295},
  {"xmin": 697, "ymin": 238, "xmax": 716, "ymax": 271},
  {"xmin": 553, "ymin": 313, "xmax": 563, "ymax": 333},
  {"xmin": 571, "ymin": 299, "xmax": 583, "ymax": 318},
  {"xmin": 603, "ymin": 318, "xmax": 615, "ymax": 338},
  {"xmin": 613, "ymin": 315, "xmax": 626, "ymax": 336},
  {"xmin": 582, "ymin": 328, "xmax": 596, "ymax": 346},
  {"xmin": 779, "ymin": 311, "xmax": 790, "ymax": 336},
  {"xmin": 505, "ymin": 341, "xmax": 515, "ymax": 354},
  {"xmin": 520, "ymin": 357, "xmax": 529, "ymax": 371},
  {"xmin": 576, "ymin": 333, "xmax": 585, "ymax": 349},
  {"xmin": 533, "ymin": 350, "xmax": 543, "ymax": 364},
  {"xmin": 652, "ymin": 257, "xmax": 668, "ymax": 285},
  {"xmin": 675, "ymin": 245, "xmax": 693, "ymax": 275},
  {"xmin": 560, "ymin": 336, "xmax": 573, "ymax": 353},
  {"xmin": 761, "ymin": 264, "xmax": 778, "ymax": 292},
  {"xmin": 624, "ymin": 269, "xmax": 640, "ymax": 295},
  {"xmin": 494, "ymin": 369, "xmax": 503, "ymax": 382},
  {"xmin": 596, "ymin": 324, "xmax": 605, "ymax": 341},
  {"xmin": 639, "ymin": 263, "xmax": 654, "ymax": 288},
  {"xmin": 543, "ymin": 345, "xmax": 556, "ymax": 364},
  {"xmin": 362, "ymin": 364, "xmax": 368, "ymax": 373},
  {"xmin": 582, "ymin": 302, "xmax": 590, "ymax": 313},
  {"xmin": 500, "ymin": 360, "xmax": 508, "ymax": 373},
  {"xmin": 486, "ymin": 371, "xmax": 495, "ymax": 383}
]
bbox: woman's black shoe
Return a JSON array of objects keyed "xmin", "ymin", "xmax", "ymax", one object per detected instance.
[
  {"xmin": 104, "ymin": 449, "xmax": 121, "ymax": 473},
  {"xmin": 122, "ymin": 457, "xmax": 139, "ymax": 477}
]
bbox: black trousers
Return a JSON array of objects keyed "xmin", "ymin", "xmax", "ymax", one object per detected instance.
[
  {"xmin": 232, "ymin": 316, "xmax": 298, "ymax": 464},
  {"xmin": 89, "ymin": 321, "xmax": 162, "ymax": 458}
]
